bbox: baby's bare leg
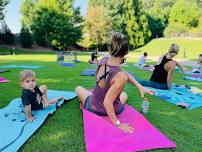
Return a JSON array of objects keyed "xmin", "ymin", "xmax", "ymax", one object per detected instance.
[
  {"xmin": 39, "ymin": 85, "xmax": 48, "ymax": 98},
  {"xmin": 49, "ymin": 96, "xmax": 64, "ymax": 104},
  {"xmin": 39, "ymin": 85, "xmax": 49, "ymax": 107},
  {"xmin": 39, "ymin": 85, "xmax": 63, "ymax": 105}
]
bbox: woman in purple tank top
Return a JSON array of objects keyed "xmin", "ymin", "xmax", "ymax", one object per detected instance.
[{"xmin": 76, "ymin": 32, "xmax": 154, "ymax": 133}]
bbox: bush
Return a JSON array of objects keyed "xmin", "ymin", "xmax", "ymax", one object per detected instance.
[
  {"xmin": 0, "ymin": 29, "xmax": 15, "ymax": 44},
  {"xmin": 19, "ymin": 27, "xmax": 33, "ymax": 48},
  {"xmin": 164, "ymin": 23, "xmax": 188, "ymax": 37}
]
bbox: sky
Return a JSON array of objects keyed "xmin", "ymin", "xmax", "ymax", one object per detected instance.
[{"xmin": 4, "ymin": 0, "xmax": 87, "ymax": 34}]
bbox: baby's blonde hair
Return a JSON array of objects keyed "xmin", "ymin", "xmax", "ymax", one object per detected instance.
[{"xmin": 19, "ymin": 70, "xmax": 36, "ymax": 85}]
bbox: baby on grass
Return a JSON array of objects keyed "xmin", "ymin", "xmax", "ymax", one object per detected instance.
[{"xmin": 20, "ymin": 70, "xmax": 64, "ymax": 122}]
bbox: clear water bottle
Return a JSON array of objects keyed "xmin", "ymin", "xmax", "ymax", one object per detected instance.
[{"xmin": 142, "ymin": 97, "xmax": 149, "ymax": 115}]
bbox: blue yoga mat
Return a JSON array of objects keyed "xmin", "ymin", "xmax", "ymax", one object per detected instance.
[
  {"xmin": 0, "ymin": 65, "xmax": 43, "ymax": 69},
  {"xmin": 133, "ymin": 64, "xmax": 154, "ymax": 71},
  {"xmin": 80, "ymin": 69, "xmax": 135, "ymax": 77},
  {"xmin": 184, "ymin": 76, "xmax": 202, "ymax": 82},
  {"xmin": 0, "ymin": 70, "xmax": 10, "ymax": 73},
  {"xmin": 80, "ymin": 69, "xmax": 96, "ymax": 76},
  {"xmin": 61, "ymin": 62, "xmax": 75, "ymax": 67},
  {"xmin": 145, "ymin": 85, "xmax": 202, "ymax": 110},
  {"xmin": 0, "ymin": 90, "xmax": 76, "ymax": 152},
  {"xmin": 184, "ymin": 71, "xmax": 202, "ymax": 75}
]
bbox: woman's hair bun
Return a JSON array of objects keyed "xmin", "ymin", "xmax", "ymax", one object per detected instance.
[
  {"xmin": 111, "ymin": 32, "xmax": 125, "ymax": 43},
  {"xmin": 109, "ymin": 32, "xmax": 129, "ymax": 57}
]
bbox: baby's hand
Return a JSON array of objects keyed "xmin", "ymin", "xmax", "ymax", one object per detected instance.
[
  {"xmin": 43, "ymin": 102, "xmax": 50, "ymax": 108},
  {"xmin": 27, "ymin": 116, "xmax": 35, "ymax": 122}
]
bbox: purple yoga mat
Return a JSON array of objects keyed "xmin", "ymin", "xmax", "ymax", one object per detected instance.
[
  {"xmin": 191, "ymin": 74, "xmax": 202, "ymax": 78},
  {"xmin": 82, "ymin": 105, "xmax": 176, "ymax": 152},
  {"xmin": 0, "ymin": 77, "xmax": 10, "ymax": 83}
]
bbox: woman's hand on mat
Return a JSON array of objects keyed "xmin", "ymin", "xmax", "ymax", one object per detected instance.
[
  {"xmin": 181, "ymin": 67, "xmax": 187, "ymax": 74},
  {"xmin": 139, "ymin": 86, "xmax": 155, "ymax": 98},
  {"xmin": 27, "ymin": 116, "xmax": 35, "ymax": 122},
  {"xmin": 118, "ymin": 123, "xmax": 135, "ymax": 133}
]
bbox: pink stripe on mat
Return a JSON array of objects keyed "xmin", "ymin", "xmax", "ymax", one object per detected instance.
[
  {"xmin": 82, "ymin": 105, "xmax": 176, "ymax": 152},
  {"xmin": 0, "ymin": 77, "xmax": 10, "ymax": 83}
]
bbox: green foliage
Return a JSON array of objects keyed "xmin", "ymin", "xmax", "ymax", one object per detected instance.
[
  {"xmin": 169, "ymin": 0, "xmax": 201, "ymax": 28},
  {"xmin": 81, "ymin": 5, "xmax": 112, "ymax": 50},
  {"xmin": 0, "ymin": 28, "xmax": 15, "ymax": 44},
  {"xmin": 0, "ymin": 0, "xmax": 9, "ymax": 19},
  {"xmin": 20, "ymin": 0, "xmax": 36, "ymax": 30},
  {"xmin": 147, "ymin": 15, "xmax": 165, "ymax": 38},
  {"xmin": 21, "ymin": 0, "xmax": 83, "ymax": 50},
  {"xmin": 142, "ymin": 0, "xmax": 175, "ymax": 38},
  {"xmin": 196, "ymin": 0, "xmax": 202, "ymax": 10},
  {"xmin": 164, "ymin": 23, "xmax": 189, "ymax": 37},
  {"xmin": 19, "ymin": 26, "xmax": 33, "ymax": 48},
  {"xmin": 124, "ymin": 0, "xmax": 151, "ymax": 49},
  {"xmin": 88, "ymin": 0, "xmax": 125, "ymax": 32}
]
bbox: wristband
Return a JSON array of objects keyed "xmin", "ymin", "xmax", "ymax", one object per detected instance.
[{"xmin": 114, "ymin": 120, "xmax": 120, "ymax": 126}]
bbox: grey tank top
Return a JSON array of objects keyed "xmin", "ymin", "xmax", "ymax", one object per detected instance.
[{"xmin": 88, "ymin": 57, "xmax": 123, "ymax": 114}]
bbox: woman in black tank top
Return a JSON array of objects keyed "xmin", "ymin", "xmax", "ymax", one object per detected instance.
[{"xmin": 137, "ymin": 44, "xmax": 185, "ymax": 89}]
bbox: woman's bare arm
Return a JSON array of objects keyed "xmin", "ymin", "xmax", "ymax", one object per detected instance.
[
  {"xmin": 103, "ymin": 72, "xmax": 127, "ymax": 123},
  {"xmin": 123, "ymin": 71, "xmax": 154, "ymax": 97},
  {"xmin": 166, "ymin": 61, "xmax": 176, "ymax": 89}
]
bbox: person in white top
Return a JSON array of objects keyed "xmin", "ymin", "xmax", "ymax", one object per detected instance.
[{"xmin": 137, "ymin": 52, "xmax": 148, "ymax": 66}]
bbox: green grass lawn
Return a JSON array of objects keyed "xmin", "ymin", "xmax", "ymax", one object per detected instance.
[
  {"xmin": 0, "ymin": 51, "xmax": 202, "ymax": 152},
  {"xmin": 133, "ymin": 38, "xmax": 202, "ymax": 60}
]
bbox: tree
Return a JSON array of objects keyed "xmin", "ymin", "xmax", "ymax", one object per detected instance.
[
  {"xmin": 21, "ymin": 0, "xmax": 83, "ymax": 50},
  {"xmin": 196, "ymin": 0, "xmax": 202, "ymax": 10},
  {"xmin": 19, "ymin": 26, "xmax": 33, "ymax": 48},
  {"xmin": 142, "ymin": 0, "xmax": 175, "ymax": 38},
  {"xmin": 169, "ymin": 0, "xmax": 201, "ymax": 28},
  {"xmin": 88, "ymin": 0, "xmax": 125, "ymax": 32},
  {"xmin": 31, "ymin": 8, "xmax": 82, "ymax": 50},
  {"xmin": 81, "ymin": 5, "xmax": 113, "ymax": 50},
  {"xmin": 0, "ymin": 19, "xmax": 14, "ymax": 44},
  {"xmin": 0, "ymin": 0, "xmax": 9, "ymax": 19},
  {"xmin": 20, "ymin": 0, "xmax": 36, "ymax": 30},
  {"xmin": 123, "ymin": 0, "xmax": 151, "ymax": 48}
]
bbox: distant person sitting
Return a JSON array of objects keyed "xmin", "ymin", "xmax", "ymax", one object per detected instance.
[
  {"xmin": 137, "ymin": 52, "xmax": 148, "ymax": 67},
  {"xmin": 191, "ymin": 54, "xmax": 202, "ymax": 73},
  {"xmin": 137, "ymin": 44, "xmax": 186, "ymax": 90},
  {"xmin": 89, "ymin": 49, "xmax": 99, "ymax": 64},
  {"xmin": 136, "ymin": 52, "xmax": 154, "ymax": 70}
]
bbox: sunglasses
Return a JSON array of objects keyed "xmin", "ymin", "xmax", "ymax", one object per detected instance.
[{"xmin": 170, "ymin": 51, "xmax": 178, "ymax": 55}]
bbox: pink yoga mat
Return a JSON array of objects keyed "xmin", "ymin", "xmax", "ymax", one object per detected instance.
[
  {"xmin": 0, "ymin": 77, "xmax": 10, "ymax": 83},
  {"xmin": 82, "ymin": 105, "xmax": 176, "ymax": 152}
]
